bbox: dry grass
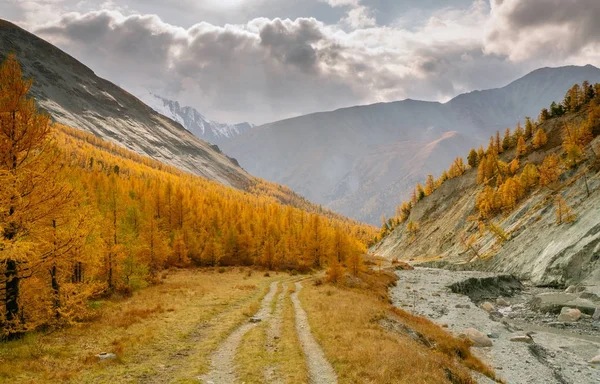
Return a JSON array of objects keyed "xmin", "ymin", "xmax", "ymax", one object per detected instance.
[
  {"xmin": 0, "ymin": 268, "xmax": 277, "ymax": 383},
  {"xmin": 0, "ymin": 267, "xmax": 499, "ymax": 384},
  {"xmin": 300, "ymin": 270, "xmax": 500, "ymax": 384}
]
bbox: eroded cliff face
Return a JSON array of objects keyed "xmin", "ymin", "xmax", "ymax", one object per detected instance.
[{"xmin": 372, "ymin": 112, "xmax": 600, "ymax": 291}]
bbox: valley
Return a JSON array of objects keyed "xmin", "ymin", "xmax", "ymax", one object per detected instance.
[
  {"xmin": 0, "ymin": 267, "xmax": 500, "ymax": 384},
  {"xmin": 1, "ymin": 2, "xmax": 600, "ymax": 383}
]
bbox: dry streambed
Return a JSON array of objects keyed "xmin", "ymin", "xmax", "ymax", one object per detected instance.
[{"xmin": 392, "ymin": 267, "xmax": 600, "ymax": 384}]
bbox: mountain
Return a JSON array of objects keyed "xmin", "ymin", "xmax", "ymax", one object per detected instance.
[
  {"xmin": 0, "ymin": 19, "xmax": 250, "ymax": 189},
  {"xmin": 140, "ymin": 92, "xmax": 254, "ymax": 145},
  {"xmin": 222, "ymin": 65, "xmax": 600, "ymax": 224}
]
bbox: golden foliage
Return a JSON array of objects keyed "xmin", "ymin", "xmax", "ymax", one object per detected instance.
[
  {"xmin": 539, "ymin": 153, "xmax": 562, "ymax": 187},
  {"xmin": 554, "ymin": 196, "xmax": 576, "ymax": 225},
  {"xmin": 532, "ymin": 127, "xmax": 548, "ymax": 149},
  {"xmin": 0, "ymin": 56, "xmax": 376, "ymax": 337}
]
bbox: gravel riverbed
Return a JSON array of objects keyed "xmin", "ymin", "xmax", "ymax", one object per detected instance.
[{"xmin": 391, "ymin": 268, "xmax": 600, "ymax": 384}]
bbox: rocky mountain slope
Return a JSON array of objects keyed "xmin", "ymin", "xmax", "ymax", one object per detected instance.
[
  {"xmin": 372, "ymin": 103, "xmax": 600, "ymax": 294},
  {"xmin": 0, "ymin": 19, "xmax": 250, "ymax": 189},
  {"xmin": 140, "ymin": 92, "xmax": 254, "ymax": 145},
  {"xmin": 222, "ymin": 65, "xmax": 600, "ymax": 224}
]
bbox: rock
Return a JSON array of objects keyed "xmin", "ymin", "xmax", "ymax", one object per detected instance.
[
  {"xmin": 557, "ymin": 307, "xmax": 582, "ymax": 323},
  {"xmin": 455, "ymin": 304, "xmax": 471, "ymax": 309},
  {"xmin": 565, "ymin": 285, "xmax": 577, "ymax": 293},
  {"xmin": 496, "ymin": 298, "xmax": 510, "ymax": 307},
  {"xmin": 589, "ymin": 355, "xmax": 600, "ymax": 365},
  {"xmin": 593, "ymin": 307, "xmax": 600, "ymax": 321},
  {"xmin": 481, "ymin": 302, "xmax": 495, "ymax": 313},
  {"xmin": 249, "ymin": 317, "xmax": 262, "ymax": 323},
  {"xmin": 548, "ymin": 322, "xmax": 566, "ymax": 328},
  {"xmin": 593, "ymin": 321, "xmax": 599, "ymax": 330},
  {"xmin": 510, "ymin": 335, "xmax": 534, "ymax": 343},
  {"xmin": 487, "ymin": 332, "xmax": 500, "ymax": 339},
  {"xmin": 460, "ymin": 328, "xmax": 493, "ymax": 347},
  {"xmin": 489, "ymin": 311, "xmax": 504, "ymax": 322},
  {"xmin": 96, "ymin": 352, "xmax": 117, "ymax": 360}
]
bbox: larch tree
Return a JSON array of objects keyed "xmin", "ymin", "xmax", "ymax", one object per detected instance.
[
  {"xmin": 525, "ymin": 117, "xmax": 534, "ymax": 139},
  {"xmin": 502, "ymin": 128, "xmax": 512, "ymax": 150},
  {"xmin": 0, "ymin": 54, "xmax": 85, "ymax": 338},
  {"xmin": 467, "ymin": 149, "xmax": 479, "ymax": 169},
  {"xmin": 495, "ymin": 131, "xmax": 502, "ymax": 154},
  {"xmin": 532, "ymin": 128, "xmax": 548, "ymax": 149},
  {"xmin": 520, "ymin": 163, "xmax": 539, "ymax": 190},
  {"xmin": 539, "ymin": 153, "xmax": 562, "ymax": 187},
  {"xmin": 555, "ymin": 195, "xmax": 576, "ymax": 224},
  {"xmin": 516, "ymin": 136, "xmax": 527, "ymax": 158},
  {"xmin": 424, "ymin": 175, "xmax": 435, "ymax": 196}
]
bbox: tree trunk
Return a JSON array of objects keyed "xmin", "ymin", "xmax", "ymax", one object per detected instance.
[
  {"xmin": 5, "ymin": 259, "xmax": 20, "ymax": 339},
  {"xmin": 50, "ymin": 265, "xmax": 60, "ymax": 320}
]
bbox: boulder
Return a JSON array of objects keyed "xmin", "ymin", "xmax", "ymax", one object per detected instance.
[
  {"xmin": 565, "ymin": 285, "xmax": 576, "ymax": 293},
  {"xmin": 496, "ymin": 298, "xmax": 510, "ymax": 307},
  {"xmin": 481, "ymin": 302, "xmax": 495, "ymax": 313},
  {"xmin": 589, "ymin": 355, "xmax": 600, "ymax": 366},
  {"xmin": 460, "ymin": 328, "xmax": 493, "ymax": 347},
  {"xmin": 593, "ymin": 307, "xmax": 600, "ymax": 321},
  {"xmin": 558, "ymin": 307, "xmax": 582, "ymax": 323}
]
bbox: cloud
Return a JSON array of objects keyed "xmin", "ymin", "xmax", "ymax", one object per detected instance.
[
  {"xmin": 484, "ymin": 0, "xmax": 600, "ymax": 62},
  {"xmin": 31, "ymin": 3, "xmax": 526, "ymax": 125},
  {"xmin": 10, "ymin": 0, "xmax": 595, "ymax": 125}
]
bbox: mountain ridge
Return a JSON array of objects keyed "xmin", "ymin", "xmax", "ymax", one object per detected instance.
[
  {"xmin": 0, "ymin": 19, "xmax": 251, "ymax": 189},
  {"xmin": 222, "ymin": 64, "xmax": 600, "ymax": 224}
]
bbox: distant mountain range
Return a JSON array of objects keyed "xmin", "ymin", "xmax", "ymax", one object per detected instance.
[
  {"xmin": 221, "ymin": 64, "xmax": 600, "ymax": 224},
  {"xmin": 0, "ymin": 19, "xmax": 251, "ymax": 189},
  {"xmin": 140, "ymin": 92, "xmax": 254, "ymax": 145}
]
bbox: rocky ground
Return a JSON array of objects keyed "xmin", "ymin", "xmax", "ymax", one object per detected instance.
[{"xmin": 391, "ymin": 267, "xmax": 600, "ymax": 384}]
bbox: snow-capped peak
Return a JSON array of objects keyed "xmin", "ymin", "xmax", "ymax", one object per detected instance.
[{"xmin": 139, "ymin": 92, "xmax": 254, "ymax": 144}]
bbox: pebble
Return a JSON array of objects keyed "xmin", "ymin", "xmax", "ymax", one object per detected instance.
[
  {"xmin": 481, "ymin": 302, "xmax": 495, "ymax": 313},
  {"xmin": 249, "ymin": 317, "xmax": 262, "ymax": 323}
]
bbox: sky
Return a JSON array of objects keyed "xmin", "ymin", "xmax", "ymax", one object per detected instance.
[{"xmin": 2, "ymin": 0, "xmax": 600, "ymax": 125}]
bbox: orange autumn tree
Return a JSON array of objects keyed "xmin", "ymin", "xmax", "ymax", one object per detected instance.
[
  {"xmin": 0, "ymin": 54, "xmax": 88, "ymax": 338},
  {"xmin": 532, "ymin": 127, "xmax": 548, "ymax": 149}
]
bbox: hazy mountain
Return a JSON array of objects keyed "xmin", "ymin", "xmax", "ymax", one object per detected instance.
[
  {"xmin": 140, "ymin": 92, "xmax": 254, "ymax": 145},
  {"xmin": 0, "ymin": 19, "xmax": 250, "ymax": 189},
  {"xmin": 222, "ymin": 65, "xmax": 600, "ymax": 224}
]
